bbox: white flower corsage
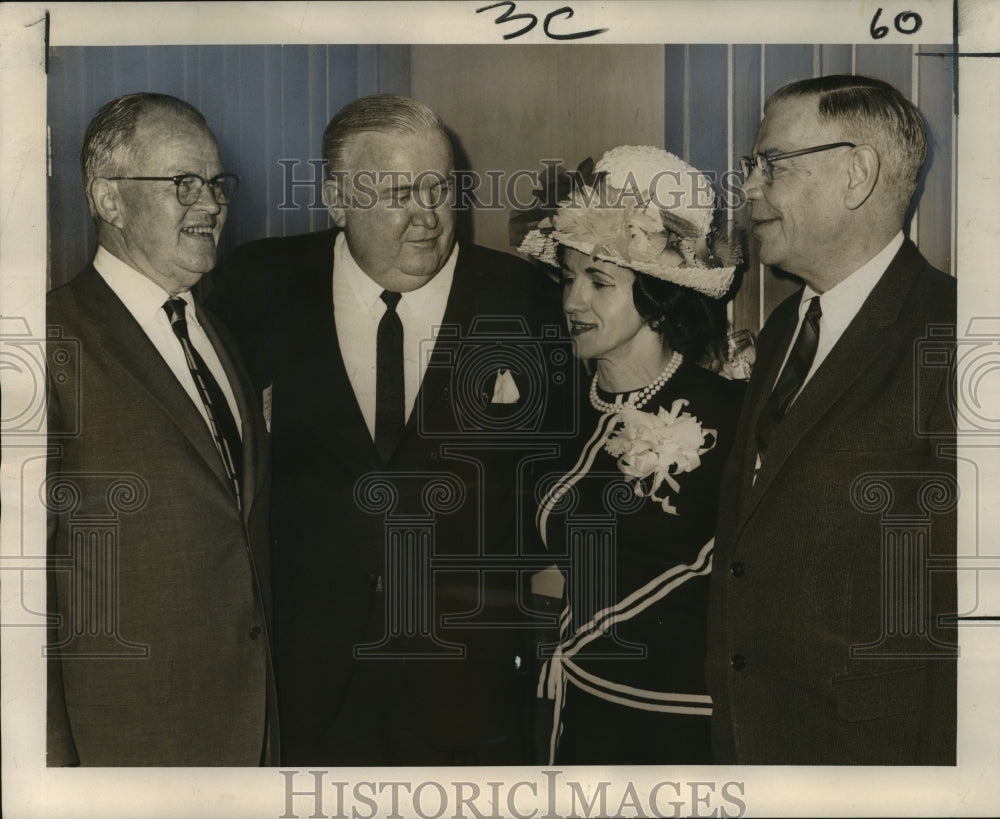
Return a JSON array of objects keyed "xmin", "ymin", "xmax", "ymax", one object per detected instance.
[{"xmin": 604, "ymin": 399, "xmax": 717, "ymax": 514}]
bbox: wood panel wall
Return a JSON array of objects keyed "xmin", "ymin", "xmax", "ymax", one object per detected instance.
[{"xmin": 411, "ymin": 44, "xmax": 666, "ymax": 254}]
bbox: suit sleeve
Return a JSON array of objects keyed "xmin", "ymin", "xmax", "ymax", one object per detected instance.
[
  {"xmin": 918, "ymin": 329, "xmax": 958, "ymax": 764},
  {"xmin": 45, "ymin": 367, "xmax": 80, "ymax": 767}
]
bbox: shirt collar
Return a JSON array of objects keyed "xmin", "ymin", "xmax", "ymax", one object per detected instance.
[
  {"xmin": 799, "ymin": 231, "xmax": 904, "ymax": 330},
  {"xmin": 333, "ymin": 231, "xmax": 458, "ymax": 312},
  {"xmin": 93, "ymin": 245, "xmax": 196, "ymax": 322}
]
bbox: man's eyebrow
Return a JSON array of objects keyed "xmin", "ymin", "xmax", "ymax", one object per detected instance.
[
  {"xmin": 387, "ymin": 178, "xmax": 450, "ymax": 192},
  {"xmin": 379, "ymin": 180, "xmax": 413, "ymax": 193}
]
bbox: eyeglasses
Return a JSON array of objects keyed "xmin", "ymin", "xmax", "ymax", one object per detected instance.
[
  {"xmin": 739, "ymin": 143, "xmax": 856, "ymax": 184},
  {"xmin": 105, "ymin": 173, "xmax": 240, "ymax": 205}
]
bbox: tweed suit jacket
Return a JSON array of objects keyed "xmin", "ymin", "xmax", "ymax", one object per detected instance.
[
  {"xmin": 46, "ymin": 265, "xmax": 277, "ymax": 766},
  {"xmin": 209, "ymin": 228, "xmax": 573, "ymax": 765},
  {"xmin": 706, "ymin": 239, "xmax": 957, "ymax": 765}
]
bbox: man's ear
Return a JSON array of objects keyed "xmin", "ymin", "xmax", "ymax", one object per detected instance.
[
  {"xmin": 844, "ymin": 145, "xmax": 880, "ymax": 210},
  {"xmin": 322, "ymin": 177, "xmax": 347, "ymax": 228},
  {"xmin": 90, "ymin": 178, "xmax": 126, "ymax": 228}
]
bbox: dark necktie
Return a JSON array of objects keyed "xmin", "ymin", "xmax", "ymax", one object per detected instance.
[
  {"xmin": 375, "ymin": 290, "xmax": 404, "ymax": 464},
  {"xmin": 755, "ymin": 295, "xmax": 822, "ymax": 457},
  {"xmin": 163, "ymin": 297, "xmax": 243, "ymax": 505}
]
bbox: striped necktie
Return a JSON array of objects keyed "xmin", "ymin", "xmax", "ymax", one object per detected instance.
[{"xmin": 163, "ymin": 297, "xmax": 243, "ymax": 506}]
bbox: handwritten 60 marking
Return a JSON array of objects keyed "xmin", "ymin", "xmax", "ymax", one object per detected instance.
[
  {"xmin": 476, "ymin": 1, "xmax": 609, "ymax": 41},
  {"xmin": 870, "ymin": 7, "xmax": 923, "ymax": 39}
]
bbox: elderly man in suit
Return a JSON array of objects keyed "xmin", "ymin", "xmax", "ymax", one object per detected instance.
[
  {"xmin": 209, "ymin": 94, "xmax": 569, "ymax": 764},
  {"xmin": 706, "ymin": 74, "xmax": 957, "ymax": 764},
  {"xmin": 46, "ymin": 93, "xmax": 276, "ymax": 766}
]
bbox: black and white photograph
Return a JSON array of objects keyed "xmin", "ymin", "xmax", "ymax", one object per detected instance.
[{"xmin": 1, "ymin": 1, "xmax": 998, "ymax": 816}]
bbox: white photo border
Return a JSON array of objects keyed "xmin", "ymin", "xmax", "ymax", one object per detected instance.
[{"xmin": 2, "ymin": 2, "xmax": 998, "ymax": 817}]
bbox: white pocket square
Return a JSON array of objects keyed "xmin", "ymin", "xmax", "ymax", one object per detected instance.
[{"xmin": 491, "ymin": 369, "xmax": 520, "ymax": 404}]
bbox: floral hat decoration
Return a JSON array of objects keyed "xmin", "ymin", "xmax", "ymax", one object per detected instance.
[{"xmin": 510, "ymin": 145, "xmax": 740, "ymax": 298}]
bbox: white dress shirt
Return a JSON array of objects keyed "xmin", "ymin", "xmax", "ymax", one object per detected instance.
[
  {"xmin": 332, "ymin": 231, "xmax": 458, "ymax": 439},
  {"xmin": 93, "ymin": 246, "xmax": 243, "ymax": 437},
  {"xmin": 776, "ymin": 231, "xmax": 905, "ymax": 395}
]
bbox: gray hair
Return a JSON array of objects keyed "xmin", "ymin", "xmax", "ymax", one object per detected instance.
[
  {"xmin": 321, "ymin": 93, "xmax": 447, "ymax": 174},
  {"xmin": 767, "ymin": 74, "xmax": 927, "ymax": 214},
  {"xmin": 81, "ymin": 93, "xmax": 209, "ymax": 211}
]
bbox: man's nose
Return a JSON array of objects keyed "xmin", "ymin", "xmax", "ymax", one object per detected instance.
[
  {"xmin": 741, "ymin": 168, "xmax": 765, "ymax": 201},
  {"xmin": 409, "ymin": 199, "xmax": 440, "ymax": 229},
  {"xmin": 191, "ymin": 182, "xmax": 223, "ymax": 213}
]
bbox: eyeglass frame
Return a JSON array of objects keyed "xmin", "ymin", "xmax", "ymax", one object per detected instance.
[
  {"xmin": 104, "ymin": 173, "xmax": 241, "ymax": 205},
  {"xmin": 739, "ymin": 142, "xmax": 856, "ymax": 184}
]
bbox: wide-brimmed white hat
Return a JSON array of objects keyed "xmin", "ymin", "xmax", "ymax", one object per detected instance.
[{"xmin": 516, "ymin": 145, "xmax": 739, "ymax": 298}]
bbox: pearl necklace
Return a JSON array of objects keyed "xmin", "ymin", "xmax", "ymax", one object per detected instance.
[{"xmin": 589, "ymin": 350, "xmax": 684, "ymax": 413}]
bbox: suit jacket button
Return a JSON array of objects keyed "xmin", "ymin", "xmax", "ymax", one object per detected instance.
[
  {"xmin": 731, "ymin": 654, "xmax": 746, "ymax": 671},
  {"xmin": 249, "ymin": 626, "xmax": 263, "ymax": 640},
  {"xmin": 730, "ymin": 561, "xmax": 745, "ymax": 578}
]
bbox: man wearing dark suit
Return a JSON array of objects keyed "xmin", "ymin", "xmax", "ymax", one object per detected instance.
[
  {"xmin": 706, "ymin": 75, "xmax": 957, "ymax": 764},
  {"xmin": 46, "ymin": 93, "xmax": 277, "ymax": 766},
  {"xmin": 209, "ymin": 94, "xmax": 569, "ymax": 764}
]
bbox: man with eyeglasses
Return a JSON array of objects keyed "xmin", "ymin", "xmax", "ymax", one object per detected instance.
[
  {"xmin": 46, "ymin": 93, "xmax": 277, "ymax": 765},
  {"xmin": 707, "ymin": 74, "xmax": 956, "ymax": 764}
]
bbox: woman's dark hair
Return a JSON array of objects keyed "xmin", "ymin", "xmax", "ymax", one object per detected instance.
[{"xmin": 631, "ymin": 271, "xmax": 727, "ymax": 360}]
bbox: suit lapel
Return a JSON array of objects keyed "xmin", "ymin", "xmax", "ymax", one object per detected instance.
[
  {"xmin": 390, "ymin": 243, "xmax": 491, "ymax": 459},
  {"xmin": 408, "ymin": 245, "xmax": 479, "ymax": 433},
  {"xmin": 736, "ymin": 241, "xmax": 922, "ymax": 531},
  {"xmin": 71, "ymin": 266, "xmax": 236, "ymax": 497},
  {"xmin": 330, "ymin": 308, "xmax": 382, "ymax": 469},
  {"xmin": 725, "ymin": 298, "xmax": 797, "ymax": 523},
  {"xmin": 303, "ymin": 234, "xmax": 382, "ymax": 469},
  {"xmin": 199, "ymin": 305, "xmax": 262, "ymax": 519}
]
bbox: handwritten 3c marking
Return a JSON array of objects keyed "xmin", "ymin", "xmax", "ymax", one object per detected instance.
[{"xmin": 476, "ymin": 1, "xmax": 609, "ymax": 41}]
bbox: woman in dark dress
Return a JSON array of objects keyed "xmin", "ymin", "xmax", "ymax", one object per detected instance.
[{"xmin": 517, "ymin": 145, "xmax": 745, "ymax": 764}]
